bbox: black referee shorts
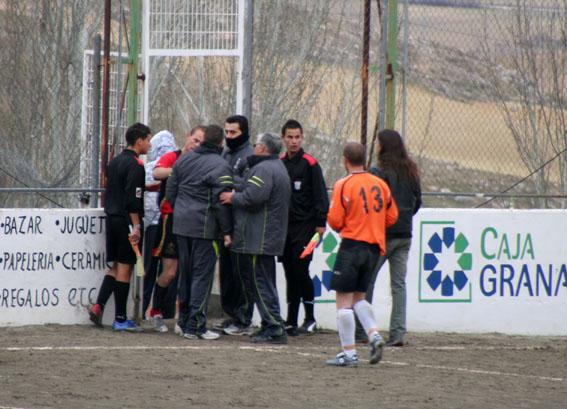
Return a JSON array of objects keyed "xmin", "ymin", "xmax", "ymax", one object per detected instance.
[{"xmin": 106, "ymin": 215, "xmax": 140, "ymax": 265}]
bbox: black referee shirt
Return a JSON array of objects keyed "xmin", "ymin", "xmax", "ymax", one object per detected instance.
[
  {"xmin": 280, "ymin": 148, "xmax": 329, "ymax": 227},
  {"xmin": 104, "ymin": 148, "xmax": 146, "ymax": 218}
]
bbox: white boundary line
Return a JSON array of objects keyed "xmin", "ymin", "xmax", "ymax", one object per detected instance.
[{"xmin": 2, "ymin": 344, "xmax": 564, "ymax": 383}]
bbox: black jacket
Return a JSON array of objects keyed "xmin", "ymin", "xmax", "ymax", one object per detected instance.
[
  {"xmin": 104, "ymin": 149, "xmax": 145, "ymax": 218},
  {"xmin": 280, "ymin": 148, "xmax": 329, "ymax": 227},
  {"xmin": 369, "ymin": 165, "xmax": 422, "ymax": 239}
]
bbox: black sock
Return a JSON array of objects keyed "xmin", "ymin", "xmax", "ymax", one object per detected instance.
[
  {"xmin": 152, "ymin": 283, "xmax": 168, "ymax": 312},
  {"xmin": 303, "ymin": 301, "xmax": 315, "ymax": 322},
  {"xmin": 114, "ymin": 281, "xmax": 130, "ymax": 322},
  {"xmin": 286, "ymin": 302, "xmax": 300, "ymax": 327},
  {"xmin": 96, "ymin": 275, "xmax": 116, "ymax": 309}
]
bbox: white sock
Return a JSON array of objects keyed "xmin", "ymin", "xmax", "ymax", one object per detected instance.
[
  {"xmin": 353, "ymin": 300, "xmax": 378, "ymax": 338},
  {"xmin": 337, "ymin": 308, "xmax": 356, "ymax": 353}
]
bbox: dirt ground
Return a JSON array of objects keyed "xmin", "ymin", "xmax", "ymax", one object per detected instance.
[{"xmin": 0, "ymin": 320, "xmax": 565, "ymax": 409}]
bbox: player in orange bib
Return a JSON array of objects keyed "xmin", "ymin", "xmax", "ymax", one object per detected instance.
[{"xmin": 326, "ymin": 142, "xmax": 398, "ymax": 366}]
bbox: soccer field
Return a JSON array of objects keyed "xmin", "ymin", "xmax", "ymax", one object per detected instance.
[{"xmin": 1, "ymin": 322, "xmax": 565, "ymax": 409}]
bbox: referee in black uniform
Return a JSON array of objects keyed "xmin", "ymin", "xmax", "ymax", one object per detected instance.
[
  {"xmin": 279, "ymin": 119, "xmax": 329, "ymax": 335},
  {"xmin": 88, "ymin": 122, "xmax": 152, "ymax": 331}
]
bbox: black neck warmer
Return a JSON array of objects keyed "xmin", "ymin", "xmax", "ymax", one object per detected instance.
[{"xmin": 225, "ymin": 131, "xmax": 250, "ymax": 151}]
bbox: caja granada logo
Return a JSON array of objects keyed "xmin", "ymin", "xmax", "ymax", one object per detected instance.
[{"xmin": 419, "ymin": 222, "xmax": 473, "ymax": 302}]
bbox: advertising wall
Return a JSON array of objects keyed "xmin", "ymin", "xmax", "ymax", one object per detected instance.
[
  {"xmin": 1, "ymin": 208, "xmax": 566, "ymax": 335},
  {"xmin": 0, "ymin": 209, "xmax": 117, "ymax": 326},
  {"xmin": 300, "ymin": 208, "xmax": 567, "ymax": 336}
]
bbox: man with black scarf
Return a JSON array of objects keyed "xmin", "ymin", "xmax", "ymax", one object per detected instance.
[{"xmin": 215, "ymin": 115, "xmax": 256, "ymax": 336}]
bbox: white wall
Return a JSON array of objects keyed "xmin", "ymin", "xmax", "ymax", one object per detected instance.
[
  {"xmin": 2, "ymin": 208, "xmax": 566, "ymax": 335},
  {"xmin": 0, "ymin": 209, "xmax": 118, "ymax": 326},
  {"xmin": 288, "ymin": 208, "xmax": 567, "ymax": 336}
]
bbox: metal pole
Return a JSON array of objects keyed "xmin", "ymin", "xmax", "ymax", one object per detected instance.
[
  {"xmin": 101, "ymin": 0, "xmax": 112, "ymax": 196},
  {"xmin": 91, "ymin": 35, "xmax": 102, "ymax": 208},
  {"xmin": 378, "ymin": 0, "xmax": 389, "ymax": 132},
  {"xmin": 116, "ymin": 2, "xmax": 124, "ymax": 135},
  {"xmin": 361, "ymin": 0, "xmax": 371, "ymax": 147},
  {"xmin": 128, "ymin": 0, "xmax": 141, "ymax": 126},
  {"xmin": 385, "ymin": 0, "xmax": 399, "ymax": 129},
  {"xmin": 128, "ymin": 0, "xmax": 143, "ymax": 323},
  {"xmin": 401, "ymin": 0, "xmax": 409, "ymax": 140},
  {"xmin": 243, "ymin": 0, "xmax": 254, "ymax": 123}
]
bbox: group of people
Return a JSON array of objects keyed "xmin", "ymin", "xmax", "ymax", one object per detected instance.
[{"xmin": 87, "ymin": 117, "xmax": 422, "ymax": 366}]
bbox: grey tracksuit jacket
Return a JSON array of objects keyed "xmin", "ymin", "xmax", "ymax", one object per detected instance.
[
  {"xmin": 166, "ymin": 142, "xmax": 233, "ymax": 239},
  {"xmin": 230, "ymin": 155, "xmax": 291, "ymax": 256}
]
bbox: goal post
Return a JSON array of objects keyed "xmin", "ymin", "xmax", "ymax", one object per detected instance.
[{"xmin": 141, "ymin": 0, "xmax": 246, "ymax": 125}]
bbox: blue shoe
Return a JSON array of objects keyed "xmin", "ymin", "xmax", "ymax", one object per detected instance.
[
  {"xmin": 326, "ymin": 352, "xmax": 358, "ymax": 367},
  {"xmin": 369, "ymin": 333, "xmax": 385, "ymax": 365},
  {"xmin": 112, "ymin": 319, "xmax": 141, "ymax": 332}
]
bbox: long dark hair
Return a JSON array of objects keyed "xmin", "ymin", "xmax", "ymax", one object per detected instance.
[{"xmin": 377, "ymin": 129, "xmax": 420, "ymax": 185}]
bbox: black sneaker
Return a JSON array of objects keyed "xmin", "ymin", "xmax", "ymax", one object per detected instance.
[
  {"xmin": 298, "ymin": 320, "xmax": 318, "ymax": 335},
  {"xmin": 250, "ymin": 332, "xmax": 288, "ymax": 344},
  {"xmin": 284, "ymin": 323, "xmax": 299, "ymax": 337}
]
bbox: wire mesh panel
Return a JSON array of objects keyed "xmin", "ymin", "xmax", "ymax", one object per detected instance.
[
  {"xmin": 142, "ymin": 0, "xmax": 245, "ymax": 122},
  {"xmin": 401, "ymin": 0, "xmax": 567, "ymax": 207},
  {"xmin": 80, "ymin": 51, "xmax": 142, "ymax": 189},
  {"xmin": 148, "ymin": 0, "xmax": 241, "ymax": 54}
]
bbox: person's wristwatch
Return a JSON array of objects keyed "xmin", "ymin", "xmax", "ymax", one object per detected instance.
[{"xmin": 133, "ymin": 224, "xmax": 141, "ymax": 230}]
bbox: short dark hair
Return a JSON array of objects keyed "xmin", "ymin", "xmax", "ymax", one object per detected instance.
[
  {"xmin": 343, "ymin": 142, "xmax": 366, "ymax": 166},
  {"xmin": 125, "ymin": 122, "xmax": 151, "ymax": 146},
  {"xmin": 225, "ymin": 115, "xmax": 249, "ymax": 135},
  {"xmin": 190, "ymin": 125, "xmax": 206, "ymax": 135},
  {"xmin": 205, "ymin": 124, "xmax": 225, "ymax": 145},
  {"xmin": 281, "ymin": 119, "xmax": 303, "ymax": 136}
]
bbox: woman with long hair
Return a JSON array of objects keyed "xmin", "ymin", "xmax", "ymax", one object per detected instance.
[{"xmin": 356, "ymin": 129, "xmax": 422, "ymax": 346}]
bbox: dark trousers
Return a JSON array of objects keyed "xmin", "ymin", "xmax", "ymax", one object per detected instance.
[
  {"xmin": 240, "ymin": 253, "xmax": 285, "ymax": 337},
  {"xmin": 281, "ymin": 255, "xmax": 314, "ymax": 305},
  {"xmin": 281, "ymin": 221, "xmax": 316, "ymax": 325},
  {"xmin": 219, "ymin": 246, "xmax": 244, "ymax": 322},
  {"xmin": 177, "ymin": 236, "xmax": 219, "ymax": 334},
  {"xmin": 232, "ymin": 251, "xmax": 255, "ymax": 327},
  {"xmin": 142, "ymin": 225, "xmax": 162, "ymax": 314}
]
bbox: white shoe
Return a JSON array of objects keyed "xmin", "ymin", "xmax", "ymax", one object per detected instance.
[
  {"xmin": 223, "ymin": 323, "xmax": 254, "ymax": 336},
  {"xmin": 212, "ymin": 318, "xmax": 233, "ymax": 331},
  {"xmin": 198, "ymin": 330, "xmax": 220, "ymax": 340},
  {"xmin": 151, "ymin": 314, "xmax": 168, "ymax": 333},
  {"xmin": 174, "ymin": 323, "xmax": 183, "ymax": 336}
]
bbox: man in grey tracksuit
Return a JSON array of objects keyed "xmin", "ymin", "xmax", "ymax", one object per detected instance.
[
  {"xmin": 166, "ymin": 125, "xmax": 233, "ymax": 340},
  {"xmin": 220, "ymin": 132, "xmax": 291, "ymax": 344}
]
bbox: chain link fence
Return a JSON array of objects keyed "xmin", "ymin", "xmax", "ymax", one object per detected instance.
[
  {"xmin": 401, "ymin": 0, "xmax": 567, "ymax": 208},
  {"xmin": 1, "ymin": 0, "xmax": 566, "ymax": 209}
]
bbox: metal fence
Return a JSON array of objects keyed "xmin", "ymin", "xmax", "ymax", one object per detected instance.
[
  {"xmin": 2, "ymin": 0, "xmax": 566, "ymax": 210},
  {"xmin": 401, "ymin": 0, "xmax": 567, "ymax": 208}
]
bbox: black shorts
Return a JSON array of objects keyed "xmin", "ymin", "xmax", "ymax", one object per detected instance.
[
  {"xmin": 329, "ymin": 239, "xmax": 380, "ymax": 293},
  {"xmin": 106, "ymin": 215, "xmax": 140, "ymax": 265},
  {"xmin": 153, "ymin": 213, "xmax": 179, "ymax": 259},
  {"xmin": 281, "ymin": 220, "xmax": 316, "ymax": 260}
]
